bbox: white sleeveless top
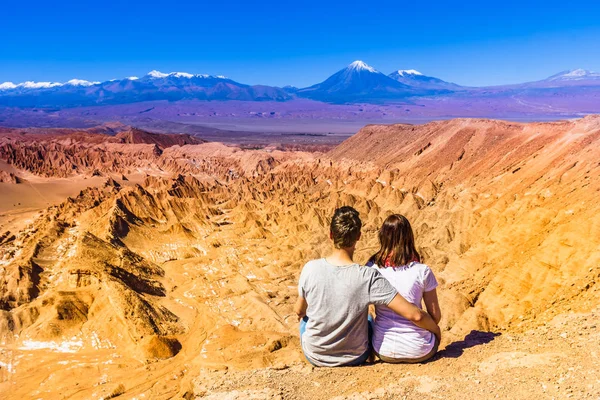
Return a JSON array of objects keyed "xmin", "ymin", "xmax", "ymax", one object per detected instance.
[{"xmin": 368, "ymin": 261, "xmax": 439, "ymax": 359}]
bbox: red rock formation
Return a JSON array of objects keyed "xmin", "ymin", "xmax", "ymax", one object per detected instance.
[
  {"xmin": 115, "ymin": 127, "xmax": 204, "ymax": 149},
  {"xmin": 0, "ymin": 117, "xmax": 599, "ymax": 399},
  {"xmin": 0, "ymin": 171, "xmax": 24, "ymax": 183}
]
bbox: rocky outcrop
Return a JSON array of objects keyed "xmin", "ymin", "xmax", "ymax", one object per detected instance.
[
  {"xmin": 0, "ymin": 126, "xmax": 208, "ymax": 177},
  {"xmin": 0, "ymin": 129, "xmax": 308, "ymax": 178},
  {"xmin": 115, "ymin": 127, "xmax": 205, "ymax": 149},
  {"xmin": 0, "ymin": 170, "xmax": 24, "ymax": 183}
]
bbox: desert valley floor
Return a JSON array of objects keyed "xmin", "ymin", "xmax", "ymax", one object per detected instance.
[{"xmin": 0, "ymin": 117, "xmax": 599, "ymax": 399}]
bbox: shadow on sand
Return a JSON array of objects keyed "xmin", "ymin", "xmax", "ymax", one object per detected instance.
[{"xmin": 436, "ymin": 330, "xmax": 501, "ymax": 359}]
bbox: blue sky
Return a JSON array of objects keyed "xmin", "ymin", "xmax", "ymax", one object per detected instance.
[{"xmin": 2, "ymin": 0, "xmax": 600, "ymax": 87}]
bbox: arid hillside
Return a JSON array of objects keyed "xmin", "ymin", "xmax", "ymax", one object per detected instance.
[
  {"xmin": 330, "ymin": 116, "xmax": 600, "ymax": 333},
  {"xmin": 0, "ymin": 126, "xmax": 204, "ymax": 178},
  {"xmin": 0, "ymin": 117, "xmax": 599, "ymax": 399}
]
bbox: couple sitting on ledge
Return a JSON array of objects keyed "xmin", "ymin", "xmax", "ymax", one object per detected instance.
[{"xmin": 294, "ymin": 206, "xmax": 441, "ymax": 367}]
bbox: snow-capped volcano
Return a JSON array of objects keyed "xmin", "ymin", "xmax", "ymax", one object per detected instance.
[
  {"xmin": 388, "ymin": 69, "xmax": 461, "ymax": 91},
  {"xmin": 546, "ymin": 69, "xmax": 600, "ymax": 81},
  {"xmin": 510, "ymin": 68, "xmax": 600, "ymax": 89},
  {"xmin": 297, "ymin": 60, "xmax": 414, "ymax": 102}
]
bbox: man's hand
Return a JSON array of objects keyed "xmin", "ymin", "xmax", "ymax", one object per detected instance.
[
  {"xmin": 294, "ymin": 296, "xmax": 308, "ymax": 321},
  {"xmin": 386, "ymin": 293, "xmax": 440, "ymax": 339}
]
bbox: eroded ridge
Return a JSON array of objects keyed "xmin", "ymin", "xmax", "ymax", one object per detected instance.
[{"xmin": 0, "ymin": 117, "xmax": 599, "ymax": 398}]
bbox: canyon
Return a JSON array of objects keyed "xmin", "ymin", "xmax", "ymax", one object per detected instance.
[{"xmin": 0, "ymin": 117, "xmax": 599, "ymax": 399}]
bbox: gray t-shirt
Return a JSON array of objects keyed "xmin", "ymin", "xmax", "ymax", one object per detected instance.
[{"xmin": 298, "ymin": 258, "xmax": 398, "ymax": 367}]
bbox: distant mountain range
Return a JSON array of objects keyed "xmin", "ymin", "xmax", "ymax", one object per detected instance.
[
  {"xmin": 0, "ymin": 71, "xmax": 292, "ymax": 107},
  {"xmin": 1, "ymin": 61, "xmax": 600, "ymax": 107}
]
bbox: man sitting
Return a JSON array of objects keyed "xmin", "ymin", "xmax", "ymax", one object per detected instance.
[{"xmin": 294, "ymin": 206, "xmax": 440, "ymax": 367}]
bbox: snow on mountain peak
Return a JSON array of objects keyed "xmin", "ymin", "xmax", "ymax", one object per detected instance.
[
  {"xmin": 0, "ymin": 70, "xmax": 226, "ymax": 91},
  {"xmin": 348, "ymin": 60, "xmax": 377, "ymax": 73},
  {"xmin": 20, "ymin": 81, "xmax": 62, "ymax": 89},
  {"xmin": 147, "ymin": 70, "xmax": 170, "ymax": 78},
  {"xmin": 1, "ymin": 80, "xmax": 97, "ymax": 90},
  {"xmin": 65, "ymin": 79, "xmax": 99, "ymax": 87},
  {"xmin": 0, "ymin": 82, "xmax": 17, "ymax": 90},
  {"xmin": 147, "ymin": 70, "xmax": 212, "ymax": 79},
  {"xmin": 170, "ymin": 72, "xmax": 194, "ymax": 78},
  {"xmin": 396, "ymin": 69, "xmax": 423, "ymax": 76},
  {"xmin": 548, "ymin": 68, "xmax": 600, "ymax": 81},
  {"xmin": 565, "ymin": 68, "xmax": 589, "ymax": 77}
]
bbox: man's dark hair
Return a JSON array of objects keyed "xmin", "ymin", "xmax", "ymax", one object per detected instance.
[{"xmin": 330, "ymin": 206, "xmax": 362, "ymax": 249}]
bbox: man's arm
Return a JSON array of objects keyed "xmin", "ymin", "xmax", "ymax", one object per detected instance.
[
  {"xmin": 386, "ymin": 293, "xmax": 441, "ymax": 341},
  {"xmin": 294, "ymin": 296, "xmax": 308, "ymax": 321}
]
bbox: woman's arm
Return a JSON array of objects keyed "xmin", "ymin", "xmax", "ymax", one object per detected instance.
[
  {"xmin": 423, "ymin": 289, "xmax": 442, "ymax": 324},
  {"xmin": 386, "ymin": 293, "xmax": 441, "ymax": 341},
  {"xmin": 294, "ymin": 296, "xmax": 308, "ymax": 321}
]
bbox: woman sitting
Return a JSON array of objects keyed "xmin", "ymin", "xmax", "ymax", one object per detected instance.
[{"xmin": 368, "ymin": 214, "xmax": 442, "ymax": 363}]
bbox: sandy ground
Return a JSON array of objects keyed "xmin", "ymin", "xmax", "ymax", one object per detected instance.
[
  {"xmin": 2, "ymin": 307, "xmax": 597, "ymax": 399},
  {"xmin": 0, "ymin": 166, "xmax": 149, "ymax": 233},
  {"xmin": 190, "ymin": 308, "xmax": 600, "ymax": 400}
]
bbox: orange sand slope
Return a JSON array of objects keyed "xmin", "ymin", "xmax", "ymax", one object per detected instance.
[{"xmin": 0, "ymin": 117, "xmax": 599, "ymax": 399}]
